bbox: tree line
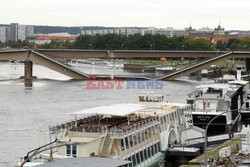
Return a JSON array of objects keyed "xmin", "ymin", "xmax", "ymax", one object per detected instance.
[{"xmin": 1, "ymin": 34, "xmax": 250, "ymax": 51}]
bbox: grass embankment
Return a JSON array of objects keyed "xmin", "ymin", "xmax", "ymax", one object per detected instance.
[{"xmin": 188, "ymin": 137, "xmax": 241, "ymax": 166}]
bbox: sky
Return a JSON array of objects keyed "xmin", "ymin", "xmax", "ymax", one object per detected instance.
[{"xmin": 1, "ymin": 0, "xmax": 250, "ymax": 30}]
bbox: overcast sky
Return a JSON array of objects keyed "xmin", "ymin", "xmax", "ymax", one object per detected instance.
[{"xmin": 1, "ymin": 0, "xmax": 250, "ymax": 30}]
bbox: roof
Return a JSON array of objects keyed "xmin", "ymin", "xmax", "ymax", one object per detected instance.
[
  {"xmin": 212, "ymin": 37, "xmax": 243, "ymax": 43},
  {"xmin": 73, "ymin": 103, "xmax": 148, "ymax": 116},
  {"xmin": 196, "ymin": 84, "xmax": 229, "ymax": 89},
  {"xmin": 229, "ymin": 80, "xmax": 249, "ymax": 85},
  {"xmin": 35, "ymin": 36, "xmax": 76, "ymax": 40},
  {"xmin": 36, "ymin": 157, "xmax": 131, "ymax": 167}
]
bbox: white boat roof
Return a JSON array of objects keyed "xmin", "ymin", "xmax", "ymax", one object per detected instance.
[
  {"xmin": 73, "ymin": 103, "xmax": 148, "ymax": 117},
  {"xmin": 196, "ymin": 84, "xmax": 229, "ymax": 89},
  {"xmin": 229, "ymin": 80, "xmax": 249, "ymax": 85}
]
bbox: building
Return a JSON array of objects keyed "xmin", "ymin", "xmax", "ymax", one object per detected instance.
[
  {"xmin": 141, "ymin": 28, "xmax": 155, "ymax": 35},
  {"xmin": 25, "ymin": 25, "xmax": 34, "ymax": 38},
  {"xmin": 33, "ymin": 36, "xmax": 76, "ymax": 45},
  {"xmin": 6, "ymin": 27, "xmax": 10, "ymax": 41},
  {"xmin": 186, "ymin": 26, "xmax": 195, "ymax": 35},
  {"xmin": 17, "ymin": 25, "xmax": 26, "ymax": 41},
  {"xmin": 48, "ymin": 32, "xmax": 71, "ymax": 37},
  {"xmin": 173, "ymin": 29, "xmax": 186, "ymax": 36},
  {"xmin": 214, "ymin": 24, "xmax": 225, "ymax": 36},
  {"xmin": 0, "ymin": 27, "xmax": 7, "ymax": 43},
  {"xmin": 10, "ymin": 23, "xmax": 18, "ymax": 41}
]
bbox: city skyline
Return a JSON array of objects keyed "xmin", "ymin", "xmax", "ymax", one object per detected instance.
[{"xmin": 1, "ymin": 0, "xmax": 250, "ymax": 30}]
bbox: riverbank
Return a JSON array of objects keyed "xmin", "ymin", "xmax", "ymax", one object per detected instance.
[{"xmin": 180, "ymin": 136, "xmax": 249, "ymax": 167}]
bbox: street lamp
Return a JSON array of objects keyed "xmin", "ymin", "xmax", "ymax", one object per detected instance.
[{"xmin": 204, "ymin": 108, "xmax": 240, "ymax": 166}]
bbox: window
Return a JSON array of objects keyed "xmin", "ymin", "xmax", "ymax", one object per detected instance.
[
  {"xmin": 72, "ymin": 144, "xmax": 77, "ymax": 157},
  {"xmin": 151, "ymin": 145, "xmax": 154, "ymax": 156},
  {"xmin": 66, "ymin": 144, "xmax": 77, "ymax": 157},
  {"xmin": 137, "ymin": 133, "xmax": 141, "ymax": 143},
  {"xmin": 129, "ymin": 136, "xmax": 133, "ymax": 147},
  {"xmin": 140, "ymin": 151, "xmax": 144, "ymax": 162},
  {"xmin": 66, "ymin": 145, "xmax": 71, "ymax": 156},
  {"xmin": 128, "ymin": 157, "xmax": 132, "ymax": 167},
  {"xmin": 157, "ymin": 142, "xmax": 161, "ymax": 152},
  {"xmin": 125, "ymin": 137, "xmax": 129, "ymax": 148},
  {"xmin": 133, "ymin": 135, "xmax": 137, "ymax": 145},
  {"xmin": 141, "ymin": 131, "xmax": 145, "ymax": 142},
  {"xmin": 144, "ymin": 149, "xmax": 148, "ymax": 160},
  {"xmin": 163, "ymin": 116, "xmax": 166, "ymax": 123},
  {"xmin": 132, "ymin": 155, "xmax": 136, "ymax": 166},
  {"xmin": 207, "ymin": 102, "xmax": 210, "ymax": 108},
  {"xmin": 147, "ymin": 147, "xmax": 151, "ymax": 158},
  {"xmin": 154, "ymin": 144, "xmax": 158, "ymax": 153},
  {"xmin": 121, "ymin": 139, "xmax": 125, "ymax": 150},
  {"xmin": 136, "ymin": 153, "xmax": 140, "ymax": 164}
]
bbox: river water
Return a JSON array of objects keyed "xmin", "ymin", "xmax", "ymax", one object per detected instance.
[{"xmin": 0, "ymin": 62, "xmax": 244, "ymax": 167}]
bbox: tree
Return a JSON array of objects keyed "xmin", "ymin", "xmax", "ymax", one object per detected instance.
[{"xmin": 216, "ymin": 40, "xmax": 226, "ymax": 51}]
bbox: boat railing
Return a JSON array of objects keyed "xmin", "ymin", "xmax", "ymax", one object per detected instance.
[
  {"xmin": 193, "ymin": 108, "xmax": 216, "ymax": 113},
  {"xmin": 110, "ymin": 117, "xmax": 158, "ymax": 138},
  {"xmin": 67, "ymin": 131, "xmax": 104, "ymax": 138}
]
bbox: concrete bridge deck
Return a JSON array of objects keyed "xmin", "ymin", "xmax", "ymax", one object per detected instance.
[
  {"xmin": 38, "ymin": 49, "xmax": 228, "ymax": 59},
  {"xmin": 0, "ymin": 49, "xmax": 249, "ymax": 80}
]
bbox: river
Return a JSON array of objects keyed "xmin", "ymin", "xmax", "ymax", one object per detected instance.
[{"xmin": 0, "ymin": 61, "xmax": 244, "ymax": 167}]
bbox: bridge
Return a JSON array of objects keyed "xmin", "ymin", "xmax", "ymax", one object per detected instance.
[{"xmin": 0, "ymin": 49, "xmax": 249, "ymax": 81}]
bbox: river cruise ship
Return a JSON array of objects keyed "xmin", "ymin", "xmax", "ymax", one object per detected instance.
[
  {"xmin": 31, "ymin": 94, "xmax": 194, "ymax": 167},
  {"xmin": 187, "ymin": 80, "xmax": 248, "ymax": 134}
]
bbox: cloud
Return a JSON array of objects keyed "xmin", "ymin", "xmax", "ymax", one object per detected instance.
[{"xmin": 0, "ymin": 0, "xmax": 250, "ymax": 30}]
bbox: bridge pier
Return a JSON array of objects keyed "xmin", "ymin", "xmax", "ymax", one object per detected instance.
[
  {"xmin": 246, "ymin": 58, "xmax": 250, "ymax": 72},
  {"xmin": 20, "ymin": 60, "xmax": 37, "ymax": 87}
]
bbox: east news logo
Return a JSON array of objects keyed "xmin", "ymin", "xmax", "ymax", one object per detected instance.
[{"xmin": 86, "ymin": 78, "xmax": 163, "ymax": 89}]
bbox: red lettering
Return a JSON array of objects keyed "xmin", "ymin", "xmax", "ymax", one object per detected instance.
[
  {"xmin": 86, "ymin": 77, "xmax": 97, "ymax": 89},
  {"xmin": 106, "ymin": 79, "xmax": 114, "ymax": 89},
  {"xmin": 96, "ymin": 79, "xmax": 106, "ymax": 89},
  {"xmin": 115, "ymin": 79, "xmax": 124, "ymax": 89}
]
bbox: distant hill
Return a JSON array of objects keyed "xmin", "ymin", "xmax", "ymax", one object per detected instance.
[
  {"xmin": 34, "ymin": 26, "xmax": 146, "ymax": 35},
  {"xmin": 226, "ymin": 30, "xmax": 250, "ymax": 35},
  {"xmin": 34, "ymin": 26, "xmax": 81, "ymax": 35}
]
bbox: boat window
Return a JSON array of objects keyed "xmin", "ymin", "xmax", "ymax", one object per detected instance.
[
  {"xmin": 157, "ymin": 142, "xmax": 161, "ymax": 151},
  {"xmin": 147, "ymin": 147, "xmax": 151, "ymax": 158},
  {"xmin": 160, "ymin": 117, "xmax": 163, "ymax": 124},
  {"xmin": 139, "ymin": 95, "xmax": 163, "ymax": 102},
  {"xmin": 127, "ymin": 157, "xmax": 132, "ymax": 167},
  {"xmin": 129, "ymin": 136, "xmax": 133, "ymax": 147},
  {"xmin": 207, "ymin": 102, "xmax": 210, "ymax": 108},
  {"xmin": 133, "ymin": 135, "xmax": 137, "ymax": 145},
  {"xmin": 136, "ymin": 152, "xmax": 140, "ymax": 164},
  {"xmin": 121, "ymin": 139, "xmax": 125, "ymax": 150},
  {"xmin": 138, "ymin": 133, "xmax": 142, "ymax": 143},
  {"xmin": 66, "ymin": 144, "xmax": 77, "ymax": 157},
  {"xmin": 66, "ymin": 145, "xmax": 71, "ymax": 156},
  {"xmin": 144, "ymin": 149, "xmax": 148, "ymax": 160},
  {"xmin": 148, "ymin": 128, "xmax": 152, "ymax": 138},
  {"xmin": 154, "ymin": 144, "xmax": 158, "ymax": 153},
  {"xmin": 125, "ymin": 137, "xmax": 129, "ymax": 148},
  {"xmin": 132, "ymin": 155, "xmax": 136, "ymax": 166},
  {"xmin": 163, "ymin": 116, "xmax": 166, "ymax": 123},
  {"xmin": 151, "ymin": 145, "xmax": 154, "ymax": 156},
  {"xmin": 140, "ymin": 151, "xmax": 144, "ymax": 162},
  {"xmin": 141, "ymin": 131, "xmax": 145, "ymax": 142},
  {"xmin": 139, "ymin": 96, "xmax": 146, "ymax": 102},
  {"xmin": 72, "ymin": 144, "xmax": 77, "ymax": 157}
]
